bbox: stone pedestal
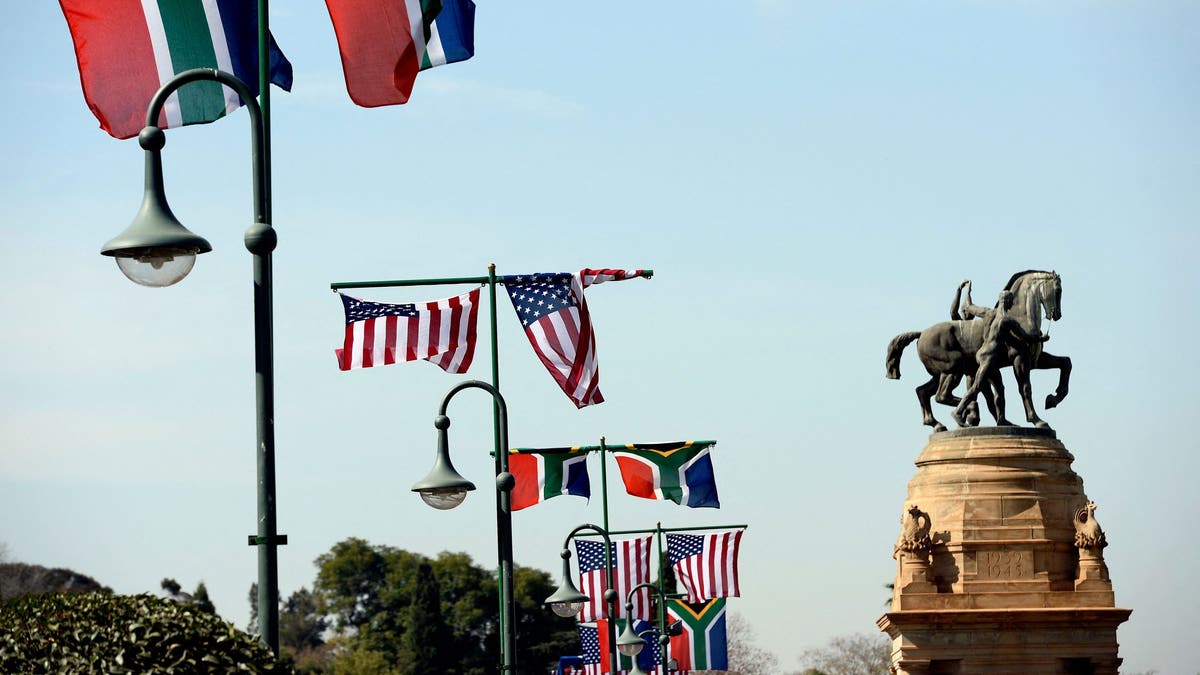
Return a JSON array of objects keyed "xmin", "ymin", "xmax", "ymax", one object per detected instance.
[{"xmin": 878, "ymin": 428, "xmax": 1130, "ymax": 674}]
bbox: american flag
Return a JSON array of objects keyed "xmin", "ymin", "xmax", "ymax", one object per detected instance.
[
  {"xmin": 580, "ymin": 621, "xmax": 662, "ymax": 675},
  {"xmin": 502, "ymin": 269, "xmax": 645, "ymax": 408},
  {"xmin": 575, "ymin": 536, "xmax": 652, "ymax": 623},
  {"xmin": 578, "ymin": 623, "xmax": 604, "ymax": 675},
  {"xmin": 335, "ymin": 289, "xmax": 479, "ymax": 372},
  {"xmin": 666, "ymin": 530, "xmax": 744, "ymax": 603}
]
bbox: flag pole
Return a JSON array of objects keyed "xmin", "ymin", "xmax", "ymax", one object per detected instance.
[
  {"xmin": 253, "ymin": 0, "xmax": 281, "ymax": 653},
  {"xmin": 487, "ymin": 262, "xmax": 511, "ymax": 669},
  {"xmin": 600, "ymin": 436, "xmax": 611, "ymax": 534},
  {"xmin": 257, "ymin": 0, "xmax": 272, "ymax": 223}
]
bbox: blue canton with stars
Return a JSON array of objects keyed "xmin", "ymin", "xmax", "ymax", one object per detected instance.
[
  {"xmin": 576, "ymin": 539, "xmax": 618, "ymax": 574},
  {"xmin": 666, "ymin": 533, "xmax": 705, "ymax": 565},
  {"xmin": 340, "ymin": 294, "xmax": 419, "ymax": 325},
  {"xmin": 501, "ymin": 274, "xmax": 576, "ymax": 327}
]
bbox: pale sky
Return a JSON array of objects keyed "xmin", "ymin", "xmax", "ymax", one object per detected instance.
[{"xmin": 2, "ymin": 2, "xmax": 1198, "ymax": 673}]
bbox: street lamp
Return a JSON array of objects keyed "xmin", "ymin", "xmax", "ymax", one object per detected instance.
[
  {"xmin": 545, "ymin": 524, "xmax": 621, "ymax": 675},
  {"xmin": 615, "ymin": 581, "xmax": 676, "ymax": 674},
  {"xmin": 411, "ymin": 379, "xmax": 516, "ymax": 672},
  {"xmin": 100, "ymin": 68, "xmax": 284, "ymax": 652}
]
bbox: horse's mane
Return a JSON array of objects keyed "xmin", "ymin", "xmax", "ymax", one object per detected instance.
[{"xmin": 1002, "ymin": 270, "xmax": 1056, "ymax": 292}]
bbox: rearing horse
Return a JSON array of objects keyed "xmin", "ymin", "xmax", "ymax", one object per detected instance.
[{"xmin": 885, "ymin": 271, "xmax": 1071, "ymax": 432}]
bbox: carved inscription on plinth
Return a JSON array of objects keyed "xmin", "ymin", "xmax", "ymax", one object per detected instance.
[{"xmin": 976, "ymin": 550, "xmax": 1034, "ymax": 580}]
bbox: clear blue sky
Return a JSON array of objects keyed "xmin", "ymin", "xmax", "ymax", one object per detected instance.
[{"xmin": 2, "ymin": 2, "xmax": 1197, "ymax": 672}]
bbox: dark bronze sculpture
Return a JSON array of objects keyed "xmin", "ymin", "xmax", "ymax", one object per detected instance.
[{"xmin": 885, "ymin": 271, "xmax": 1072, "ymax": 432}]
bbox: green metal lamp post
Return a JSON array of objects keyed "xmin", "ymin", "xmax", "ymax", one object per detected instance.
[
  {"xmin": 100, "ymin": 68, "xmax": 284, "ymax": 652},
  {"xmin": 545, "ymin": 524, "xmax": 621, "ymax": 675},
  {"xmin": 411, "ymin": 379, "xmax": 516, "ymax": 673}
]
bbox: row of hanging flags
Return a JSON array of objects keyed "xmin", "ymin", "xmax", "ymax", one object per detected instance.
[
  {"xmin": 336, "ymin": 269, "xmax": 647, "ymax": 409},
  {"xmin": 509, "ymin": 441, "xmax": 720, "ymax": 512},
  {"xmin": 58, "ymin": 0, "xmax": 476, "ymax": 139},
  {"xmin": 573, "ymin": 600, "xmax": 729, "ymax": 675},
  {"xmin": 570, "ymin": 532, "xmax": 741, "ymax": 674}
]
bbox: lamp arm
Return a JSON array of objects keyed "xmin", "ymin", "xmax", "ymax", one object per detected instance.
[{"xmin": 142, "ymin": 68, "xmax": 268, "ymax": 233}]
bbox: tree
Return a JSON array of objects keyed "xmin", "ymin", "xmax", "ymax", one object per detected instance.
[
  {"xmin": 398, "ymin": 562, "xmax": 451, "ymax": 674},
  {"xmin": 797, "ymin": 632, "xmax": 891, "ymax": 675},
  {"xmin": 310, "ymin": 538, "xmax": 577, "ymax": 675},
  {"xmin": 0, "ymin": 562, "xmax": 109, "ymax": 601},
  {"xmin": 161, "ymin": 576, "xmax": 217, "ymax": 615},
  {"xmin": 281, "ymin": 587, "xmax": 329, "ymax": 651},
  {"xmin": 725, "ymin": 612, "xmax": 780, "ymax": 674}
]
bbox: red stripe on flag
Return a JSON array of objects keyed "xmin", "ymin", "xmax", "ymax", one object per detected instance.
[
  {"xmin": 508, "ymin": 453, "xmax": 539, "ymax": 511},
  {"xmin": 339, "ymin": 326, "xmax": 355, "ymax": 371},
  {"xmin": 361, "ymin": 318, "xmax": 376, "ymax": 368},
  {"xmin": 384, "ymin": 316, "xmax": 398, "ymax": 365},
  {"xmin": 405, "ymin": 314, "xmax": 419, "ymax": 362},
  {"xmin": 61, "ymin": 0, "xmax": 164, "ymax": 138},
  {"xmin": 324, "ymin": 0, "xmax": 420, "ymax": 107},
  {"xmin": 613, "ymin": 455, "xmax": 658, "ymax": 500}
]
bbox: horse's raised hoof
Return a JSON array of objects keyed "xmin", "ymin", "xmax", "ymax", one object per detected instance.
[
  {"xmin": 933, "ymin": 423, "xmax": 947, "ymax": 432},
  {"xmin": 1045, "ymin": 394, "xmax": 1061, "ymax": 409}
]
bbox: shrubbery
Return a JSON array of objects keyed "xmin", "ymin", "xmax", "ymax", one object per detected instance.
[{"xmin": 0, "ymin": 592, "xmax": 289, "ymax": 673}]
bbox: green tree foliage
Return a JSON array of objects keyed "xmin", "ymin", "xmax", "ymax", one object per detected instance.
[
  {"xmin": 398, "ymin": 562, "xmax": 450, "ymax": 674},
  {"xmin": 0, "ymin": 592, "xmax": 289, "ymax": 673},
  {"xmin": 281, "ymin": 587, "xmax": 328, "ymax": 651},
  {"xmin": 192, "ymin": 581, "xmax": 216, "ymax": 615},
  {"xmin": 311, "ymin": 538, "xmax": 576, "ymax": 674},
  {"xmin": 160, "ymin": 577, "xmax": 217, "ymax": 615}
]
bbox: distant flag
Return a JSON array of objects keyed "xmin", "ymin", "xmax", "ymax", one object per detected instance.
[
  {"xmin": 335, "ymin": 289, "xmax": 480, "ymax": 373},
  {"xmin": 59, "ymin": 0, "xmax": 293, "ymax": 139},
  {"xmin": 324, "ymin": 0, "xmax": 476, "ymax": 107},
  {"xmin": 666, "ymin": 530, "xmax": 744, "ymax": 603},
  {"xmin": 666, "ymin": 598, "xmax": 728, "ymax": 672},
  {"xmin": 508, "ymin": 447, "xmax": 591, "ymax": 511},
  {"xmin": 575, "ymin": 536, "xmax": 652, "ymax": 623},
  {"xmin": 580, "ymin": 621, "xmax": 662, "ymax": 675},
  {"xmin": 502, "ymin": 269, "xmax": 647, "ymax": 408},
  {"xmin": 611, "ymin": 441, "xmax": 721, "ymax": 509}
]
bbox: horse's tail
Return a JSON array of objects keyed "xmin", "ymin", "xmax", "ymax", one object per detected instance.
[{"xmin": 886, "ymin": 331, "xmax": 921, "ymax": 379}]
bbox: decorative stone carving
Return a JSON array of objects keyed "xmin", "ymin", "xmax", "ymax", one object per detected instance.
[
  {"xmin": 1073, "ymin": 501, "xmax": 1107, "ymax": 550},
  {"xmin": 893, "ymin": 504, "xmax": 937, "ymax": 597},
  {"xmin": 894, "ymin": 504, "xmax": 933, "ymax": 556},
  {"xmin": 1074, "ymin": 501, "xmax": 1112, "ymax": 591}
]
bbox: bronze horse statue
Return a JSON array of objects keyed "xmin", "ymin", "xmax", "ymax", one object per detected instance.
[{"xmin": 886, "ymin": 271, "xmax": 1072, "ymax": 432}]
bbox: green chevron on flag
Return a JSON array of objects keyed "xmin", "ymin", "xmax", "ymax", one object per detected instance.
[
  {"xmin": 611, "ymin": 440, "xmax": 720, "ymax": 508},
  {"xmin": 667, "ymin": 598, "xmax": 728, "ymax": 671},
  {"xmin": 508, "ymin": 447, "xmax": 591, "ymax": 511}
]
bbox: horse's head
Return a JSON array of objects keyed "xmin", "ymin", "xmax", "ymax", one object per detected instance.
[{"xmin": 1041, "ymin": 271, "xmax": 1062, "ymax": 322}]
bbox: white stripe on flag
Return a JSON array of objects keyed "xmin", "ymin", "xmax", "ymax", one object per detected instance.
[
  {"xmin": 405, "ymin": 0, "xmax": 429, "ymax": 70},
  {"xmin": 425, "ymin": 22, "xmax": 447, "ymax": 67},
  {"xmin": 348, "ymin": 321, "xmax": 365, "ymax": 369}
]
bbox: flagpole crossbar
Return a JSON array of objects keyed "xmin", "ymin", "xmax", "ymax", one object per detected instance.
[
  {"xmin": 330, "ymin": 269, "xmax": 653, "ymax": 291},
  {"xmin": 597, "ymin": 524, "xmax": 749, "ymax": 538}
]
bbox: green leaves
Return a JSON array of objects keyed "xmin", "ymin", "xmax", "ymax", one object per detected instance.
[{"xmin": 0, "ymin": 592, "xmax": 289, "ymax": 674}]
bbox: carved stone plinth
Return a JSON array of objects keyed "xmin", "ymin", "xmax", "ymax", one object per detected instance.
[{"xmin": 879, "ymin": 428, "xmax": 1130, "ymax": 674}]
